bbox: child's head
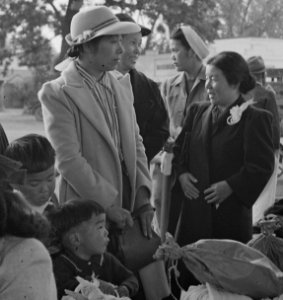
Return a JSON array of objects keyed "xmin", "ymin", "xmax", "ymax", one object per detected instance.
[
  {"xmin": 5, "ymin": 134, "xmax": 56, "ymax": 208},
  {"xmin": 48, "ymin": 199, "xmax": 108, "ymax": 260}
]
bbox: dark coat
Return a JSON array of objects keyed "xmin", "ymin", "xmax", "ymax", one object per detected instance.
[
  {"xmin": 0, "ymin": 123, "xmax": 8, "ymax": 154},
  {"xmin": 171, "ymin": 97, "xmax": 274, "ymax": 246},
  {"xmin": 250, "ymin": 83, "xmax": 280, "ymax": 150},
  {"xmin": 129, "ymin": 69, "xmax": 169, "ymax": 162},
  {"xmin": 53, "ymin": 250, "xmax": 139, "ymax": 299}
]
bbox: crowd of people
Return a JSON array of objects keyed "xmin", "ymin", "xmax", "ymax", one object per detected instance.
[{"xmin": 0, "ymin": 4, "xmax": 281, "ymax": 300}]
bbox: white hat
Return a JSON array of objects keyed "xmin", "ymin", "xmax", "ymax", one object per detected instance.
[
  {"xmin": 180, "ymin": 25, "xmax": 209, "ymax": 60},
  {"xmin": 65, "ymin": 6, "xmax": 141, "ymax": 46}
]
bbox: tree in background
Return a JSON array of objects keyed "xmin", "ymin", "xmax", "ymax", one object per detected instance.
[
  {"xmin": 216, "ymin": 0, "xmax": 283, "ymax": 38},
  {"xmin": 104, "ymin": 0, "xmax": 220, "ymax": 53}
]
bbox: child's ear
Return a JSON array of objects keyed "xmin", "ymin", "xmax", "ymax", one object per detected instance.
[{"xmin": 69, "ymin": 231, "xmax": 81, "ymax": 250}]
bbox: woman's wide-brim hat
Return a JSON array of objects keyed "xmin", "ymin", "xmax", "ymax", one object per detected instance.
[{"xmin": 65, "ymin": 6, "xmax": 141, "ymax": 46}]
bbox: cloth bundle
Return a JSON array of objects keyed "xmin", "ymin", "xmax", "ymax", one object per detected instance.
[
  {"xmin": 155, "ymin": 235, "xmax": 283, "ymax": 299},
  {"xmin": 181, "ymin": 283, "xmax": 283, "ymax": 300},
  {"xmin": 248, "ymin": 215, "xmax": 283, "ymax": 271},
  {"xmin": 61, "ymin": 276, "xmax": 130, "ymax": 300}
]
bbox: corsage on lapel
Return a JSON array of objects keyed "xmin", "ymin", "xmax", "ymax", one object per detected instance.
[{"xmin": 227, "ymin": 99, "xmax": 254, "ymax": 125}]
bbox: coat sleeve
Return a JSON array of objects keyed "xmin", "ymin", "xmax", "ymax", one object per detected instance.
[
  {"xmin": 172, "ymin": 104, "xmax": 198, "ymax": 177},
  {"xmin": 133, "ymin": 107, "xmax": 152, "ymax": 209},
  {"xmin": 38, "ymin": 80, "xmax": 118, "ymax": 209},
  {"xmin": 142, "ymin": 78, "xmax": 169, "ymax": 162},
  {"xmin": 260, "ymin": 91, "xmax": 280, "ymax": 150},
  {"xmin": 226, "ymin": 108, "xmax": 275, "ymax": 208},
  {"xmin": 103, "ymin": 253, "xmax": 139, "ymax": 297}
]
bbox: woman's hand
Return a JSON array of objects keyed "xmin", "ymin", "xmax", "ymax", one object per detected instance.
[
  {"xmin": 179, "ymin": 172, "xmax": 199, "ymax": 199},
  {"xmin": 204, "ymin": 181, "xmax": 233, "ymax": 206},
  {"xmin": 106, "ymin": 205, "xmax": 133, "ymax": 229},
  {"xmin": 139, "ymin": 207, "xmax": 154, "ymax": 239}
]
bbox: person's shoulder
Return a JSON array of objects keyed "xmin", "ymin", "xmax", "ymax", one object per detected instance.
[
  {"xmin": 132, "ymin": 69, "xmax": 158, "ymax": 85},
  {"xmin": 2, "ymin": 236, "xmax": 51, "ymax": 266},
  {"xmin": 162, "ymin": 72, "xmax": 183, "ymax": 86},
  {"xmin": 246, "ymin": 103, "xmax": 273, "ymax": 121},
  {"xmin": 253, "ymin": 84, "xmax": 275, "ymax": 100}
]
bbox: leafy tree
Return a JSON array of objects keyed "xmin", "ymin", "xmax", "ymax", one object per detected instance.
[{"xmin": 216, "ymin": 0, "xmax": 283, "ymax": 38}]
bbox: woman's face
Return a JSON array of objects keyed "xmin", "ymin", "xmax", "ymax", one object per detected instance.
[
  {"xmin": 170, "ymin": 39, "xmax": 191, "ymax": 72},
  {"xmin": 205, "ymin": 64, "xmax": 239, "ymax": 107},
  {"xmin": 118, "ymin": 32, "xmax": 142, "ymax": 72},
  {"xmin": 86, "ymin": 35, "xmax": 124, "ymax": 72}
]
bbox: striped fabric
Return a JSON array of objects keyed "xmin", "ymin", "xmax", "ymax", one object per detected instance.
[{"xmin": 75, "ymin": 62, "xmax": 124, "ymax": 161}]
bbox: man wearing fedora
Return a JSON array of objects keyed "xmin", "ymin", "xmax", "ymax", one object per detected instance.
[
  {"xmin": 245, "ymin": 55, "xmax": 281, "ymax": 224},
  {"xmin": 38, "ymin": 7, "xmax": 154, "ymax": 238},
  {"xmin": 115, "ymin": 13, "xmax": 169, "ymax": 165}
]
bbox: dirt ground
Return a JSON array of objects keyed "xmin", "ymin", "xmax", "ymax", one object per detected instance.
[{"xmin": 0, "ymin": 108, "xmax": 45, "ymax": 142}]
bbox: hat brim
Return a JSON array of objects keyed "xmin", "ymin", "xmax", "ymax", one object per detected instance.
[
  {"xmin": 140, "ymin": 25, "xmax": 151, "ymax": 37},
  {"xmin": 66, "ymin": 21, "xmax": 140, "ymax": 46}
]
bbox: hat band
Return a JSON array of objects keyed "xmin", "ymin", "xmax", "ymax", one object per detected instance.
[
  {"xmin": 71, "ymin": 17, "xmax": 118, "ymax": 45},
  {"xmin": 91, "ymin": 16, "xmax": 118, "ymax": 33}
]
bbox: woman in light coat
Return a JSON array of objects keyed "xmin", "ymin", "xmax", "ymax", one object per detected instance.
[{"xmin": 39, "ymin": 6, "xmax": 153, "ymax": 237}]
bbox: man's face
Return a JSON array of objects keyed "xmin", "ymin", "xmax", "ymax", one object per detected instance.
[{"xmin": 118, "ymin": 32, "xmax": 142, "ymax": 72}]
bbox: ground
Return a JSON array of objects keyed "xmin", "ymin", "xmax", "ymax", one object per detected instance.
[{"xmin": 0, "ymin": 108, "xmax": 45, "ymax": 142}]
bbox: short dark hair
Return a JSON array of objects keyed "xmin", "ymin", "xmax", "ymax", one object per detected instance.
[
  {"xmin": 5, "ymin": 134, "xmax": 55, "ymax": 173},
  {"xmin": 48, "ymin": 199, "xmax": 105, "ymax": 241},
  {"xmin": 170, "ymin": 27, "xmax": 191, "ymax": 50},
  {"xmin": 207, "ymin": 51, "xmax": 255, "ymax": 94}
]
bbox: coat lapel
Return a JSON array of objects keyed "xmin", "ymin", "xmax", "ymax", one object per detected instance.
[
  {"xmin": 61, "ymin": 62, "xmax": 116, "ymax": 152},
  {"xmin": 110, "ymin": 73, "xmax": 136, "ymax": 170},
  {"xmin": 201, "ymin": 105, "xmax": 213, "ymax": 165}
]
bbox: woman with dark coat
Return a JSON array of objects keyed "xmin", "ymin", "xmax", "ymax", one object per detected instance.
[
  {"xmin": 169, "ymin": 51, "xmax": 275, "ymax": 294},
  {"xmin": 171, "ymin": 51, "xmax": 274, "ymax": 246}
]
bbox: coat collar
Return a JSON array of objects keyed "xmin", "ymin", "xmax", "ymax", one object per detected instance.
[
  {"xmin": 61, "ymin": 248, "xmax": 104, "ymax": 273},
  {"xmin": 172, "ymin": 65, "xmax": 206, "ymax": 87},
  {"xmin": 211, "ymin": 96, "xmax": 245, "ymax": 134}
]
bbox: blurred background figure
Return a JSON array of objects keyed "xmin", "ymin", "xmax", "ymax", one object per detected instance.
[
  {"xmin": 160, "ymin": 25, "xmax": 209, "ymax": 140},
  {"xmin": 245, "ymin": 55, "xmax": 281, "ymax": 224},
  {"xmin": 115, "ymin": 13, "xmax": 169, "ymax": 165}
]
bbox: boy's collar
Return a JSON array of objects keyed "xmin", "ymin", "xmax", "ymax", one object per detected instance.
[{"xmin": 63, "ymin": 248, "xmax": 104, "ymax": 268}]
